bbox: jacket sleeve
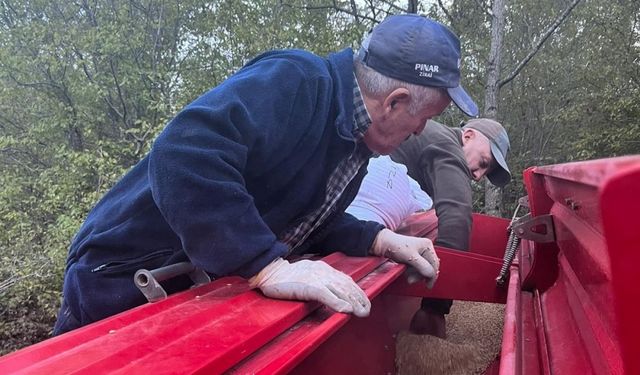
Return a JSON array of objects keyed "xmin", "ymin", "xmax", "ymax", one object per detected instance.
[
  {"xmin": 311, "ymin": 212, "xmax": 385, "ymax": 257},
  {"xmin": 147, "ymin": 56, "xmax": 324, "ymax": 278},
  {"xmin": 420, "ymin": 143, "xmax": 473, "ymax": 251}
]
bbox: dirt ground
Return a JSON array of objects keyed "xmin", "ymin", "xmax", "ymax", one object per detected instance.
[{"xmin": 396, "ymin": 301, "xmax": 505, "ymax": 374}]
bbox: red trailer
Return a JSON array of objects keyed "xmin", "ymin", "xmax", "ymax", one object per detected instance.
[{"xmin": 1, "ymin": 156, "xmax": 638, "ymax": 374}]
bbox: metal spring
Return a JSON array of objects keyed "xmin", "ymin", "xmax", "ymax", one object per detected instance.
[
  {"xmin": 496, "ymin": 201, "xmax": 524, "ymax": 286},
  {"xmin": 496, "ymin": 230, "xmax": 520, "ymax": 286}
]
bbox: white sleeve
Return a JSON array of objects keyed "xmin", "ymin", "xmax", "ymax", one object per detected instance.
[
  {"xmin": 408, "ymin": 175, "xmax": 433, "ymax": 210},
  {"xmin": 346, "ymin": 156, "xmax": 424, "ymax": 231}
]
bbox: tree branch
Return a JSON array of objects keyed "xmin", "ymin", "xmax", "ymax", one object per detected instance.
[
  {"xmin": 280, "ymin": 0, "xmax": 412, "ymax": 23},
  {"xmin": 374, "ymin": 0, "xmax": 408, "ymax": 15},
  {"xmin": 349, "ymin": 0, "xmax": 360, "ymax": 24},
  {"xmin": 109, "ymin": 58, "xmax": 129, "ymax": 127},
  {"xmin": 436, "ymin": 0, "xmax": 455, "ymax": 27},
  {"xmin": 280, "ymin": 1, "xmax": 378, "ymax": 23},
  {"xmin": 0, "ymin": 262, "xmax": 49, "ymax": 294},
  {"xmin": 472, "ymin": 0, "xmax": 492, "ymax": 17},
  {"xmin": 499, "ymin": 0, "xmax": 582, "ymax": 88},
  {"xmin": 103, "ymin": 94, "xmax": 125, "ymax": 122}
]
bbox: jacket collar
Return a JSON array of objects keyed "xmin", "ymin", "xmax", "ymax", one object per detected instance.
[{"xmin": 326, "ymin": 48, "xmax": 358, "ymax": 142}]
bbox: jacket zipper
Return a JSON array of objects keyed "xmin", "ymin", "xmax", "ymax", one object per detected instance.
[{"xmin": 91, "ymin": 249, "xmax": 173, "ymax": 273}]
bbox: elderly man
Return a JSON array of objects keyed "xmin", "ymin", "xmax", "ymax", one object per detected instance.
[{"xmin": 53, "ymin": 14, "xmax": 478, "ymax": 335}]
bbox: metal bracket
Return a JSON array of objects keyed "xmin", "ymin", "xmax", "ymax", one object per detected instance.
[
  {"xmin": 518, "ymin": 195, "xmax": 530, "ymax": 209},
  {"xmin": 135, "ymin": 262, "xmax": 211, "ymax": 303},
  {"xmin": 511, "ymin": 213, "xmax": 556, "ymax": 243}
]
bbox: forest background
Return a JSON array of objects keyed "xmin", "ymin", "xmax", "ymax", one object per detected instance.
[{"xmin": 1, "ymin": 0, "xmax": 638, "ymax": 354}]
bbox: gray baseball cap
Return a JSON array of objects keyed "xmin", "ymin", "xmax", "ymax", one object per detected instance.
[
  {"xmin": 356, "ymin": 14, "xmax": 478, "ymax": 117},
  {"xmin": 463, "ymin": 119, "xmax": 511, "ymax": 187}
]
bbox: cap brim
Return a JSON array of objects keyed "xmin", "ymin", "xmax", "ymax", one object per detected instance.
[
  {"xmin": 447, "ymin": 85, "xmax": 478, "ymax": 117},
  {"xmin": 487, "ymin": 142, "xmax": 511, "ymax": 187}
]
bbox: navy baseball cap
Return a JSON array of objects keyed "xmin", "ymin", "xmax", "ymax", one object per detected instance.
[
  {"xmin": 463, "ymin": 119, "xmax": 511, "ymax": 187},
  {"xmin": 356, "ymin": 14, "xmax": 478, "ymax": 117}
]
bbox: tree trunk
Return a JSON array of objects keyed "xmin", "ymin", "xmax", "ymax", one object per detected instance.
[
  {"xmin": 483, "ymin": 0, "xmax": 582, "ymax": 217},
  {"xmin": 483, "ymin": 0, "xmax": 506, "ymax": 217},
  {"xmin": 407, "ymin": 0, "xmax": 418, "ymax": 13}
]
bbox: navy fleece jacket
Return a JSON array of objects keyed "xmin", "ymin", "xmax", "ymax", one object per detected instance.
[{"xmin": 66, "ymin": 47, "xmax": 383, "ymax": 304}]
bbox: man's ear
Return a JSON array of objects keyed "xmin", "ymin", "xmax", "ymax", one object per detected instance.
[
  {"xmin": 383, "ymin": 88, "xmax": 410, "ymax": 113},
  {"xmin": 462, "ymin": 128, "xmax": 476, "ymax": 144}
]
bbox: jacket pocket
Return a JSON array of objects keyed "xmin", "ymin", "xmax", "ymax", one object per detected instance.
[{"xmin": 90, "ymin": 248, "xmax": 173, "ymax": 274}]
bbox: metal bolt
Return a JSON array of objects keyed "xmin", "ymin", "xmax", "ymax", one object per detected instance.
[{"xmin": 565, "ymin": 198, "xmax": 580, "ymax": 210}]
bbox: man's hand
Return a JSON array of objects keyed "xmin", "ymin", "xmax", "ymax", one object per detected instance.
[
  {"xmin": 370, "ymin": 229, "xmax": 440, "ymax": 288},
  {"xmin": 249, "ymin": 258, "xmax": 371, "ymax": 317}
]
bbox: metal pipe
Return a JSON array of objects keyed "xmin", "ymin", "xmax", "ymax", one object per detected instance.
[{"xmin": 147, "ymin": 261, "xmax": 195, "ymax": 283}]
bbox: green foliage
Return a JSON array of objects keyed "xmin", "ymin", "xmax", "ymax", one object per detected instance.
[
  {"xmin": 0, "ymin": 0, "xmax": 365, "ymax": 354},
  {"xmin": 1, "ymin": 0, "xmax": 638, "ymax": 355},
  {"xmin": 1, "ymin": 0, "xmax": 207, "ymax": 354},
  {"xmin": 452, "ymin": 0, "xmax": 640, "ymax": 213},
  {"xmin": 175, "ymin": 0, "xmax": 365, "ymax": 105}
]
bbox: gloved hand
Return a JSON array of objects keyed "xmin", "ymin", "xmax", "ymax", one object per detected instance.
[
  {"xmin": 370, "ymin": 229, "xmax": 440, "ymax": 288},
  {"xmin": 249, "ymin": 258, "xmax": 371, "ymax": 317}
]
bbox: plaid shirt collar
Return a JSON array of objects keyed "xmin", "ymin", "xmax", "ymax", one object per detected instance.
[{"xmin": 352, "ymin": 75, "xmax": 372, "ymax": 141}]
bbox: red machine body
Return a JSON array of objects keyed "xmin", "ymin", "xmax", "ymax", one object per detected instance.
[
  {"xmin": 1, "ymin": 156, "xmax": 638, "ymax": 374},
  {"xmin": 506, "ymin": 155, "xmax": 640, "ymax": 375}
]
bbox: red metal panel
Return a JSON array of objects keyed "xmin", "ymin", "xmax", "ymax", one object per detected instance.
[
  {"xmin": 518, "ymin": 290, "xmax": 543, "ymax": 375},
  {"xmin": 468, "ymin": 213, "xmax": 510, "ymax": 258},
  {"xmin": 287, "ymin": 295, "xmax": 397, "ymax": 375},
  {"xmin": 398, "ymin": 211, "xmax": 510, "ymax": 259},
  {"xmin": 600, "ymin": 160, "xmax": 640, "ymax": 375},
  {"xmin": 498, "ymin": 268, "xmax": 551, "ymax": 375},
  {"xmin": 389, "ymin": 213, "xmax": 509, "ymax": 303},
  {"xmin": 533, "ymin": 156, "xmax": 640, "ymax": 186},
  {"xmin": 519, "ymin": 156, "xmax": 639, "ymax": 375},
  {"xmin": 550, "ymin": 203, "xmax": 615, "ymax": 335},
  {"xmin": 531, "ymin": 290, "xmax": 551, "ymax": 375},
  {"xmin": 0, "ymin": 279, "xmax": 252, "ymax": 374},
  {"xmin": 539, "ymin": 255, "xmax": 613, "ymax": 374},
  {"xmin": 16, "ymin": 285, "xmax": 313, "ymax": 375},
  {"xmin": 520, "ymin": 168, "xmax": 559, "ymax": 291},
  {"xmin": 499, "ymin": 266, "xmax": 519, "ymax": 375},
  {"xmin": 387, "ymin": 246, "xmax": 507, "ymax": 303},
  {"xmin": 0, "ymin": 254, "xmax": 398, "ymax": 375},
  {"xmin": 230, "ymin": 261, "xmax": 405, "ymax": 374}
]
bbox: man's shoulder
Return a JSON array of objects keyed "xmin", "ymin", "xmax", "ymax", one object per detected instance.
[
  {"xmin": 421, "ymin": 121, "xmax": 460, "ymax": 144},
  {"xmin": 397, "ymin": 121, "xmax": 460, "ymax": 154},
  {"xmin": 244, "ymin": 48, "xmax": 353, "ymax": 78},
  {"xmin": 392, "ymin": 121, "xmax": 465, "ymax": 170},
  {"xmin": 250, "ymin": 49, "xmax": 321, "ymax": 63}
]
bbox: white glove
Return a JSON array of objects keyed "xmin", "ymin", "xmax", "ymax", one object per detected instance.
[
  {"xmin": 370, "ymin": 229, "xmax": 440, "ymax": 288},
  {"xmin": 249, "ymin": 258, "xmax": 371, "ymax": 317}
]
